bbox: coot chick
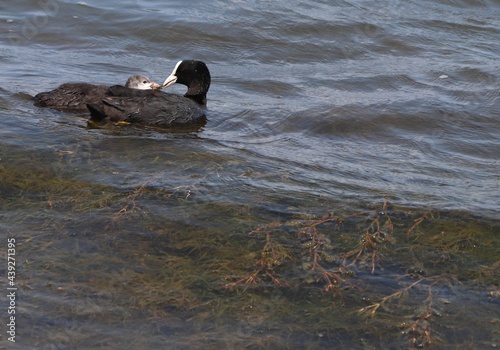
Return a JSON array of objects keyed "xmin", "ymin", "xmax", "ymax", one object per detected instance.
[
  {"xmin": 87, "ymin": 60, "xmax": 211, "ymax": 128},
  {"xmin": 34, "ymin": 75, "xmax": 159, "ymax": 111}
]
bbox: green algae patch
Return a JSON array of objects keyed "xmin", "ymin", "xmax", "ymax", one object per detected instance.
[
  {"xmin": 0, "ymin": 151, "xmax": 117, "ymax": 213},
  {"xmin": 2, "ymin": 150, "xmax": 498, "ymax": 348}
]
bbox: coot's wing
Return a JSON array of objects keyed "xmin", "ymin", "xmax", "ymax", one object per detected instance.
[
  {"xmin": 88, "ymin": 91, "xmax": 206, "ymax": 128},
  {"xmin": 125, "ymin": 94, "xmax": 206, "ymax": 127},
  {"xmin": 87, "ymin": 86, "xmax": 164, "ymax": 121}
]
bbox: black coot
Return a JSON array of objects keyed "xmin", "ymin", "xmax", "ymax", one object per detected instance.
[
  {"xmin": 87, "ymin": 60, "xmax": 211, "ymax": 128},
  {"xmin": 34, "ymin": 75, "xmax": 159, "ymax": 111}
]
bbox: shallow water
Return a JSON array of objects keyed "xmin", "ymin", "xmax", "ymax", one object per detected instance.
[{"xmin": 1, "ymin": 0, "xmax": 499, "ymax": 348}]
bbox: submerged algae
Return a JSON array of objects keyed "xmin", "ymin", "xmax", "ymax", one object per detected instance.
[{"xmin": 2, "ymin": 151, "xmax": 499, "ymax": 349}]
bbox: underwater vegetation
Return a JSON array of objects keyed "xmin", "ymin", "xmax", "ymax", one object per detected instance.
[{"xmin": 1, "ymin": 150, "xmax": 499, "ymax": 349}]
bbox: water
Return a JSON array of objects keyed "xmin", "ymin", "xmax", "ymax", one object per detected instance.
[{"xmin": 1, "ymin": 0, "xmax": 499, "ymax": 348}]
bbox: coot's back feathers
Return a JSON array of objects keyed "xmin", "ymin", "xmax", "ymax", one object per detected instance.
[
  {"xmin": 34, "ymin": 83, "xmax": 109, "ymax": 111},
  {"xmin": 34, "ymin": 74, "xmax": 158, "ymax": 111},
  {"xmin": 87, "ymin": 88, "xmax": 206, "ymax": 127},
  {"xmin": 87, "ymin": 60, "xmax": 211, "ymax": 128}
]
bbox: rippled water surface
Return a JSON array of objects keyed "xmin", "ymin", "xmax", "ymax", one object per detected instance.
[{"xmin": 1, "ymin": 0, "xmax": 499, "ymax": 349}]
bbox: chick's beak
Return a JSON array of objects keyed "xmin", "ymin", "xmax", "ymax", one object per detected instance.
[{"xmin": 150, "ymin": 82, "xmax": 161, "ymax": 90}]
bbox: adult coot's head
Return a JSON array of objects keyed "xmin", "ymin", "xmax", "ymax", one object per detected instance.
[
  {"xmin": 161, "ymin": 60, "xmax": 211, "ymax": 105},
  {"xmin": 125, "ymin": 75, "xmax": 160, "ymax": 90}
]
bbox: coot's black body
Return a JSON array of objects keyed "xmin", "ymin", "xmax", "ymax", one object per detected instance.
[
  {"xmin": 34, "ymin": 75, "xmax": 158, "ymax": 111},
  {"xmin": 88, "ymin": 86, "xmax": 207, "ymax": 127},
  {"xmin": 34, "ymin": 83, "xmax": 108, "ymax": 111},
  {"xmin": 87, "ymin": 60, "xmax": 211, "ymax": 128}
]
